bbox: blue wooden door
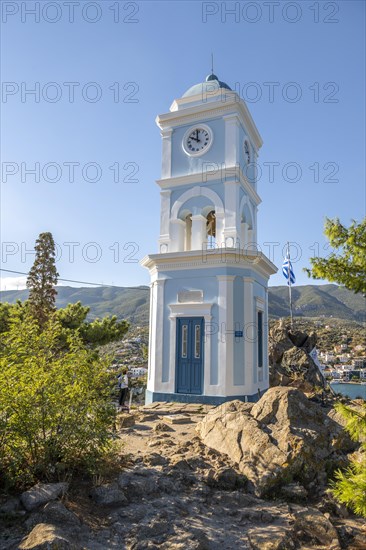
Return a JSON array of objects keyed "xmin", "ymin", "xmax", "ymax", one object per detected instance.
[{"xmin": 176, "ymin": 317, "xmax": 204, "ymax": 394}]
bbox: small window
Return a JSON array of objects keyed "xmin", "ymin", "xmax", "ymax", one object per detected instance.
[
  {"xmin": 257, "ymin": 311, "xmax": 263, "ymax": 368},
  {"xmin": 244, "ymin": 140, "xmax": 251, "ymax": 165},
  {"xmin": 181, "ymin": 325, "xmax": 188, "ymax": 358},
  {"xmin": 194, "ymin": 325, "xmax": 201, "ymax": 358}
]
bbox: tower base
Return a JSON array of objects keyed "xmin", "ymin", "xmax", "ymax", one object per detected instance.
[{"xmin": 145, "ymin": 389, "xmax": 266, "ymax": 406}]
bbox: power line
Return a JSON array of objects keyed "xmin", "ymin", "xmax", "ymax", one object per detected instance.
[{"xmin": 0, "ymin": 269, "xmax": 149, "ymax": 291}]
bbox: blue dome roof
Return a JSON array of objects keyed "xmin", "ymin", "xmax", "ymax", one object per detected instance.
[{"xmin": 182, "ymin": 74, "xmax": 232, "ymax": 98}]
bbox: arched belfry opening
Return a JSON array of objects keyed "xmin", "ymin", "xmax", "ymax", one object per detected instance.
[
  {"xmin": 241, "ymin": 203, "xmax": 255, "ymax": 249},
  {"xmin": 206, "ymin": 210, "xmax": 216, "ymax": 249}
]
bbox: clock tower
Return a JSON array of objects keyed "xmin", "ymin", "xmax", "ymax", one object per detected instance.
[{"xmin": 141, "ymin": 73, "xmax": 277, "ymax": 404}]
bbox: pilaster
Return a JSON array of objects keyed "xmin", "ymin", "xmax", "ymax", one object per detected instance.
[
  {"xmin": 161, "ymin": 128, "xmax": 173, "ymax": 179},
  {"xmin": 217, "ymin": 275, "xmax": 236, "ymax": 394},
  {"xmin": 148, "ymin": 278, "xmax": 166, "ymax": 391},
  {"xmin": 243, "ymin": 276, "xmax": 255, "ymax": 391}
]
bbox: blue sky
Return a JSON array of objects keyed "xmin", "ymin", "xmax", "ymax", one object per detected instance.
[{"xmin": 1, "ymin": 0, "xmax": 365, "ymax": 290}]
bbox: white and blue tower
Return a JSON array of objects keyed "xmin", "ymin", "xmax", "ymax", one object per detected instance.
[{"xmin": 141, "ymin": 73, "xmax": 277, "ymax": 404}]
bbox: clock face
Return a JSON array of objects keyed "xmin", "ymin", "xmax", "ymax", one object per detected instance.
[{"xmin": 183, "ymin": 125, "xmax": 213, "ymax": 156}]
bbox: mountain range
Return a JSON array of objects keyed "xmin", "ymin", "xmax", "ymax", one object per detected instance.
[{"xmin": 0, "ymin": 284, "xmax": 364, "ymax": 325}]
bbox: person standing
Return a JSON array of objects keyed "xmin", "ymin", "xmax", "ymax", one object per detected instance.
[{"xmin": 117, "ymin": 368, "xmax": 129, "ymax": 409}]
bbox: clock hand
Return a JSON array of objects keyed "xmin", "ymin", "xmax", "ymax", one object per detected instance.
[{"xmin": 190, "ymin": 135, "xmax": 199, "ymax": 142}]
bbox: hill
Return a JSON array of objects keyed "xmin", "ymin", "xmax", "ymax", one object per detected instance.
[
  {"xmin": 0, "ymin": 286, "xmax": 150, "ymax": 326},
  {"xmin": 269, "ymin": 284, "xmax": 365, "ymax": 323},
  {"xmin": 0, "ymin": 283, "xmax": 364, "ymax": 325}
]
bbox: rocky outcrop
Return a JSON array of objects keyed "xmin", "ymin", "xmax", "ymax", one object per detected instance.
[
  {"xmin": 269, "ymin": 321, "xmax": 324, "ymax": 390},
  {"xmin": 20, "ymin": 483, "xmax": 69, "ymax": 512},
  {"xmin": 196, "ymin": 387, "xmax": 350, "ymax": 497},
  {"xmin": 292, "ymin": 506, "xmax": 341, "ymax": 548},
  {"xmin": 2, "ymin": 400, "xmax": 364, "ymax": 550},
  {"xmin": 18, "ymin": 523, "xmax": 76, "ymax": 549}
]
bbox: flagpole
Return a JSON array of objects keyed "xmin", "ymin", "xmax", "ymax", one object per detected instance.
[{"xmin": 287, "ymin": 241, "xmax": 293, "ymax": 329}]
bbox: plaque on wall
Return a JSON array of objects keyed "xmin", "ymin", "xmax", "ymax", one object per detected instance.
[{"xmin": 177, "ymin": 290, "xmax": 203, "ymax": 303}]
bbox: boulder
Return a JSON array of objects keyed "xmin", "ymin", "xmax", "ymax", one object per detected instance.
[
  {"xmin": 89, "ymin": 483, "xmax": 128, "ymax": 506},
  {"xmin": 279, "ymin": 482, "xmax": 308, "ymax": 502},
  {"xmin": 280, "ymin": 347, "xmax": 324, "ymax": 389},
  {"xmin": 196, "ymin": 388, "xmax": 346, "ymax": 497},
  {"xmin": 18, "ymin": 523, "xmax": 76, "ymax": 549},
  {"xmin": 288, "ymin": 329, "xmax": 317, "ymax": 351},
  {"xmin": 269, "ymin": 321, "xmax": 324, "ymax": 390},
  {"xmin": 25, "ymin": 501, "xmax": 81, "ymax": 532},
  {"xmin": 20, "ymin": 483, "xmax": 69, "ymax": 512},
  {"xmin": 118, "ymin": 468, "xmax": 161, "ymax": 501},
  {"xmin": 40, "ymin": 501, "xmax": 80, "ymax": 525},
  {"xmin": 268, "ymin": 321, "xmax": 295, "ymax": 365},
  {"xmin": 0, "ymin": 496, "xmax": 22, "ymax": 513},
  {"xmin": 247, "ymin": 525, "xmax": 294, "ymax": 550},
  {"xmin": 292, "ymin": 506, "xmax": 341, "ymax": 548},
  {"xmin": 116, "ymin": 412, "xmax": 135, "ymax": 428},
  {"xmin": 153, "ymin": 421, "xmax": 174, "ymax": 432},
  {"xmin": 205, "ymin": 467, "xmax": 247, "ymax": 490}
]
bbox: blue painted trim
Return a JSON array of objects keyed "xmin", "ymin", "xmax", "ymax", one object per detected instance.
[{"xmin": 145, "ymin": 389, "xmax": 267, "ymax": 406}]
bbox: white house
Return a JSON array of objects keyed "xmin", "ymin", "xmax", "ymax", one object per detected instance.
[
  {"xmin": 129, "ymin": 367, "xmax": 148, "ymax": 377},
  {"xmin": 353, "ymin": 358, "xmax": 366, "ymax": 368},
  {"xmin": 141, "ymin": 73, "xmax": 277, "ymax": 404}
]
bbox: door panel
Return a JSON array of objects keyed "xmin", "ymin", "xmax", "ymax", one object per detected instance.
[{"xmin": 176, "ymin": 317, "xmax": 204, "ymax": 394}]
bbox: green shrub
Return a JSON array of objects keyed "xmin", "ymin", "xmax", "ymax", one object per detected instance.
[
  {"xmin": 330, "ymin": 402, "xmax": 366, "ymax": 516},
  {"xmin": 0, "ymin": 313, "xmax": 117, "ymax": 488}
]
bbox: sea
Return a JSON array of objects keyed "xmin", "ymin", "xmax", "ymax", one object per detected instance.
[{"xmin": 330, "ymin": 382, "xmax": 366, "ymax": 400}]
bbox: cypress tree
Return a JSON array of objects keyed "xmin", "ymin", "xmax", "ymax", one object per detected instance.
[{"xmin": 27, "ymin": 232, "xmax": 59, "ymax": 327}]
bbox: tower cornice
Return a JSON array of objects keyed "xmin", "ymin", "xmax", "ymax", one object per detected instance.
[
  {"xmin": 156, "ymin": 164, "xmax": 262, "ymax": 206},
  {"xmin": 140, "ymin": 248, "xmax": 277, "ymax": 279},
  {"xmin": 156, "ymin": 94, "xmax": 263, "ymax": 151}
]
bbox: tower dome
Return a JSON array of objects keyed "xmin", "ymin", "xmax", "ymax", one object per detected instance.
[{"xmin": 182, "ymin": 73, "xmax": 232, "ymax": 98}]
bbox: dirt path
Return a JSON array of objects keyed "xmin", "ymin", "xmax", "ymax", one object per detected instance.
[{"xmin": 1, "ymin": 403, "xmax": 365, "ymax": 549}]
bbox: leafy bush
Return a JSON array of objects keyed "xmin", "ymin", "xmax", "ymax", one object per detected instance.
[
  {"xmin": 0, "ymin": 313, "xmax": 117, "ymax": 488},
  {"xmin": 330, "ymin": 402, "xmax": 366, "ymax": 516},
  {"xmin": 0, "ymin": 300, "xmax": 129, "ymax": 348}
]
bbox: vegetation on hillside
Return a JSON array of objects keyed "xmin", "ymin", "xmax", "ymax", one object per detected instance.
[
  {"xmin": 0, "ymin": 300, "xmax": 129, "ymax": 348},
  {"xmin": 1, "ymin": 283, "xmax": 364, "ymax": 324}
]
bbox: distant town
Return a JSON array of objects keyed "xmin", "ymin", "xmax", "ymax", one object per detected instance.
[
  {"xmin": 102, "ymin": 326, "xmax": 149, "ymax": 399},
  {"xmin": 319, "ymin": 345, "xmax": 366, "ymax": 382},
  {"xmin": 307, "ymin": 322, "xmax": 366, "ymax": 382}
]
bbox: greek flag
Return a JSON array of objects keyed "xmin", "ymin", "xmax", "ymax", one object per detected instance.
[{"xmin": 282, "ymin": 255, "xmax": 295, "ymax": 285}]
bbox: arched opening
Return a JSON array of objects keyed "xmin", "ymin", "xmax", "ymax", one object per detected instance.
[
  {"xmin": 241, "ymin": 204, "xmax": 254, "ymax": 249},
  {"xmin": 206, "ymin": 210, "xmax": 216, "ymax": 249},
  {"xmin": 171, "ymin": 187, "xmax": 225, "ymax": 252}
]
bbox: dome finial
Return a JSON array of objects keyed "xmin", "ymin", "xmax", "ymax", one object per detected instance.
[{"xmin": 205, "ymin": 53, "xmax": 219, "ymax": 82}]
